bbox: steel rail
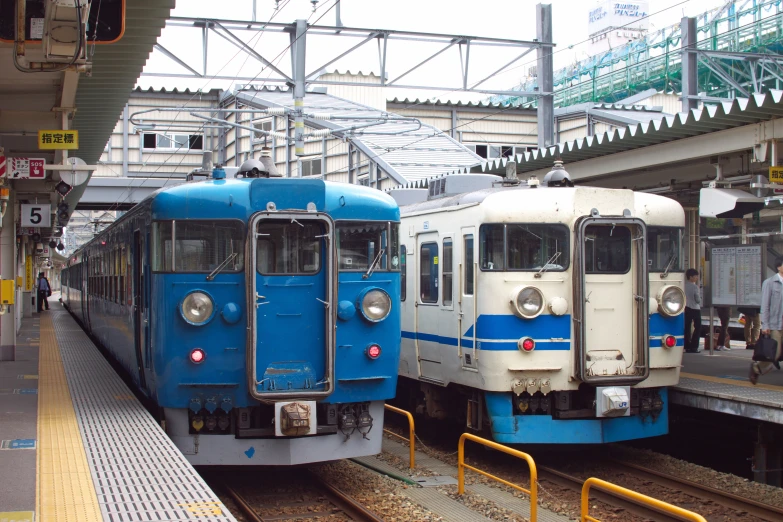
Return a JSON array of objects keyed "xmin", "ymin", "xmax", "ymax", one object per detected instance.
[
  {"xmin": 539, "ymin": 466, "xmax": 683, "ymax": 522},
  {"xmin": 223, "ymin": 472, "xmax": 385, "ymax": 522},
  {"xmin": 611, "ymin": 459, "xmax": 783, "ymax": 522},
  {"xmin": 308, "ymin": 470, "xmax": 386, "ymax": 522}
]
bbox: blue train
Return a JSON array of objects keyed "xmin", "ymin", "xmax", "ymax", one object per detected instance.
[{"xmin": 62, "ymin": 160, "xmax": 401, "ymax": 465}]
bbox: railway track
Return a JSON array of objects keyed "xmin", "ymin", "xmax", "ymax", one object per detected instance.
[
  {"xmin": 539, "ymin": 460, "xmax": 783, "ymax": 522},
  {"xmin": 610, "ymin": 459, "xmax": 783, "ymax": 522},
  {"xmin": 222, "ymin": 469, "xmax": 384, "ymax": 522}
]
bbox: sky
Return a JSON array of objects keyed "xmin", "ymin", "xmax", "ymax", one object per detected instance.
[{"xmin": 137, "ymin": 0, "xmax": 726, "ymax": 101}]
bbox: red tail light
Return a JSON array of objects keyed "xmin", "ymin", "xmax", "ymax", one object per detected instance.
[
  {"xmin": 190, "ymin": 348, "xmax": 206, "ymax": 364},
  {"xmin": 366, "ymin": 344, "xmax": 381, "ymax": 360},
  {"xmin": 519, "ymin": 337, "xmax": 535, "ymax": 352},
  {"xmin": 663, "ymin": 335, "xmax": 676, "ymax": 348}
]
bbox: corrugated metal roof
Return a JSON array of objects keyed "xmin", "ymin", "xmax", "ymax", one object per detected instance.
[
  {"xmin": 442, "ymin": 90, "xmax": 783, "ymax": 178},
  {"xmin": 71, "ymin": 0, "xmax": 174, "ymax": 166},
  {"xmin": 234, "ymin": 87, "xmax": 483, "ymax": 184},
  {"xmin": 387, "ymin": 97, "xmax": 534, "ymax": 111}
]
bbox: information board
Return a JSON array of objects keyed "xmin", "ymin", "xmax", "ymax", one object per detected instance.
[{"xmin": 710, "ymin": 245, "xmax": 764, "ymax": 306}]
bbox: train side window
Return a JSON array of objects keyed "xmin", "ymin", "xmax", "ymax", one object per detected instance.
[
  {"xmin": 464, "ymin": 234, "xmax": 474, "ymax": 295},
  {"xmin": 400, "ymin": 245, "xmax": 407, "ymax": 302},
  {"xmin": 152, "ymin": 222, "xmax": 173, "ymax": 271},
  {"xmin": 420, "ymin": 242, "xmax": 438, "ymax": 304},
  {"xmin": 443, "ymin": 239, "xmax": 453, "ymax": 306}
]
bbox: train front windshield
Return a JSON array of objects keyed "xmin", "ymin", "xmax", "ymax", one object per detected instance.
[
  {"xmin": 337, "ymin": 222, "xmax": 401, "ymax": 271},
  {"xmin": 648, "ymin": 227, "xmax": 684, "ymax": 272},
  {"xmin": 153, "ymin": 221, "xmax": 245, "ymax": 272}
]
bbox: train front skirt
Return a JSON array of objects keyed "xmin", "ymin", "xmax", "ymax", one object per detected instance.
[
  {"xmin": 165, "ymin": 401, "xmax": 386, "ymax": 465},
  {"xmin": 485, "ymin": 389, "xmax": 669, "ymax": 444}
]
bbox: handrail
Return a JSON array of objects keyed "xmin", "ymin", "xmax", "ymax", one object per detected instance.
[
  {"xmin": 458, "ymin": 433, "xmax": 537, "ymax": 522},
  {"xmin": 383, "ymin": 404, "xmax": 415, "ymax": 469},
  {"xmin": 581, "ymin": 477, "xmax": 707, "ymax": 522}
]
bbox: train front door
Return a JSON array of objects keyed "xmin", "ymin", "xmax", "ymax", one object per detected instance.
[
  {"xmin": 249, "ymin": 213, "xmax": 336, "ymax": 399},
  {"xmin": 574, "ymin": 217, "xmax": 648, "ymax": 385}
]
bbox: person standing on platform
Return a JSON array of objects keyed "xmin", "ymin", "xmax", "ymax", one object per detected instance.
[
  {"xmin": 750, "ymin": 257, "xmax": 783, "ymax": 384},
  {"xmin": 36, "ymin": 272, "xmax": 51, "ymax": 312},
  {"xmin": 738, "ymin": 306, "xmax": 761, "ymax": 350},
  {"xmin": 716, "ymin": 306, "xmax": 732, "ymax": 351},
  {"xmin": 684, "ymin": 268, "xmax": 702, "ymax": 353}
]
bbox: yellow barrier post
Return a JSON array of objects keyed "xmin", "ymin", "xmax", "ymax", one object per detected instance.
[
  {"xmin": 458, "ymin": 433, "xmax": 538, "ymax": 522},
  {"xmin": 580, "ymin": 477, "xmax": 707, "ymax": 522},
  {"xmin": 383, "ymin": 404, "xmax": 415, "ymax": 469}
]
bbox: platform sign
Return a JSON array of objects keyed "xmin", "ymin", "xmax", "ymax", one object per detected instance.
[
  {"xmin": 0, "ymin": 439, "xmax": 36, "ymax": 450},
  {"xmin": 20, "ymin": 204, "xmax": 50, "ymax": 228},
  {"xmin": 38, "ymin": 130, "xmax": 78, "ymax": 150},
  {"xmin": 3, "ymin": 158, "xmax": 45, "ymax": 179},
  {"xmin": 770, "ymin": 166, "xmax": 783, "ymax": 184},
  {"xmin": 710, "ymin": 245, "xmax": 764, "ymax": 306}
]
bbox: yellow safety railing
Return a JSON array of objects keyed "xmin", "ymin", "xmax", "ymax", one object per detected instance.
[
  {"xmin": 458, "ymin": 433, "xmax": 538, "ymax": 522},
  {"xmin": 581, "ymin": 477, "xmax": 707, "ymax": 522},
  {"xmin": 383, "ymin": 404, "xmax": 415, "ymax": 469}
]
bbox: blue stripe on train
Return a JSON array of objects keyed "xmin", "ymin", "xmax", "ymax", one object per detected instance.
[{"xmin": 403, "ymin": 313, "xmax": 685, "ymax": 351}]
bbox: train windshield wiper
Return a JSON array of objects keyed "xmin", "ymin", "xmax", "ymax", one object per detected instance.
[
  {"xmin": 207, "ymin": 253, "xmax": 238, "ymax": 281},
  {"xmin": 661, "ymin": 254, "xmax": 677, "ymax": 279},
  {"xmin": 535, "ymin": 251, "xmax": 561, "ymax": 278},
  {"xmin": 363, "ymin": 248, "xmax": 385, "ymax": 280}
]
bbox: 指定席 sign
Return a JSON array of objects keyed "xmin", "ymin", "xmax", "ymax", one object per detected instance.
[{"xmin": 38, "ymin": 130, "xmax": 78, "ymax": 150}]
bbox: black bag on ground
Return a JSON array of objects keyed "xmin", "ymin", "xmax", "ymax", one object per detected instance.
[{"xmin": 753, "ymin": 335, "xmax": 778, "ymax": 362}]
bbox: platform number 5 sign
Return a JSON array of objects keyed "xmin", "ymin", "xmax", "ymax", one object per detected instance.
[{"xmin": 21, "ymin": 204, "xmax": 51, "ymax": 227}]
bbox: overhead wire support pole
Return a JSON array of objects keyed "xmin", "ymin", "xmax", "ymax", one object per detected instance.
[
  {"xmin": 293, "ymin": 19, "xmax": 307, "ymax": 157},
  {"xmin": 536, "ymin": 3, "xmax": 554, "ymax": 149}
]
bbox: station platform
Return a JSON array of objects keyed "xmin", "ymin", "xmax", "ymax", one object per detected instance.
[
  {"xmin": 672, "ymin": 344, "xmax": 783, "ymax": 425},
  {"xmin": 0, "ymin": 294, "xmax": 236, "ymax": 522}
]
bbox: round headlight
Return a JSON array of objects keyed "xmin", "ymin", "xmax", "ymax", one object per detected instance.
[
  {"xmin": 511, "ymin": 286, "xmax": 544, "ymax": 319},
  {"xmin": 181, "ymin": 291, "xmax": 214, "ymax": 324},
  {"xmin": 360, "ymin": 289, "xmax": 392, "ymax": 322},
  {"xmin": 657, "ymin": 285, "xmax": 685, "ymax": 317}
]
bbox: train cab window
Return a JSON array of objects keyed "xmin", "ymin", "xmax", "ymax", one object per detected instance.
[
  {"xmin": 443, "ymin": 239, "xmax": 453, "ymax": 306},
  {"xmin": 480, "ymin": 225, "xmax": 504, "ymax": 270},
  {"xmin": 257, "ymin": 221, "xmax": 322, "ymax": 274},
  {"xmin": 507, "ymin": 224, "xmax": 568, "ymax": 271},
  {"xmin": 584, "ymin": 225, "xmax": 632, "ymax": 274},
  {"xmin": 336, "ymin": 222, "xmax": 401, "ymax": 272},
  {"xmin": 648, "ymin": 227, "xmax": 684, "ymax": 272},
  {"xmin": 464, "ymin": 234, "xmax": 474, "ymax": 295},
  {"xmin": 400, "ymin": 245, "xmax": 407, "ymax": 301},
  {"xmin": 420, "ymin": 242, "xmax": 438, "ymax": 304},
  {"xmin": 153, "ymin": 221, "xmax": 244, "ymax": 273}
]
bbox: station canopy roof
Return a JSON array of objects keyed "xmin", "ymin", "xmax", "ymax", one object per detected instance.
[{"xmin": 233, "ymin": 87, "xmax": 484, "ymax": 185}]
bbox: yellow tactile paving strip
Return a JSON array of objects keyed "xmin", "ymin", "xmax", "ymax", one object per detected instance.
[{"xmin": 37, "ymin": 313, "xmax": 102, "ymax": 522}]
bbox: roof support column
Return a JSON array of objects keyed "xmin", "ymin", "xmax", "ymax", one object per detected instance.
[
  {"xmin": 122, "ymin": 105, "xmax": 129, "ymax": 176},
  {"xmin": 681, "ymin": 16, "xmax": 699, "ymax": 112},
  {"xmin": 536, "ymin": 3, "xmax": 554, "ymax": 149},
  {"xmin": 0, "ymin": 190, "xmax": 17, "ymax": 360}
]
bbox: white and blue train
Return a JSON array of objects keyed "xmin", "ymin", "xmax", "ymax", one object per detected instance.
[
  {"xmin": 62, "ymin": 158, "xmax": 401, "ymax": 465},
  {"xmin": 389, "ymin": 163, "xmax": 686, "ymax": 444}
]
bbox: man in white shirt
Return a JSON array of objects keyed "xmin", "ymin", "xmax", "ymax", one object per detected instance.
[{"xmin": 751, "ymin": 257, "xmax": 783, "ymax": 384}]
